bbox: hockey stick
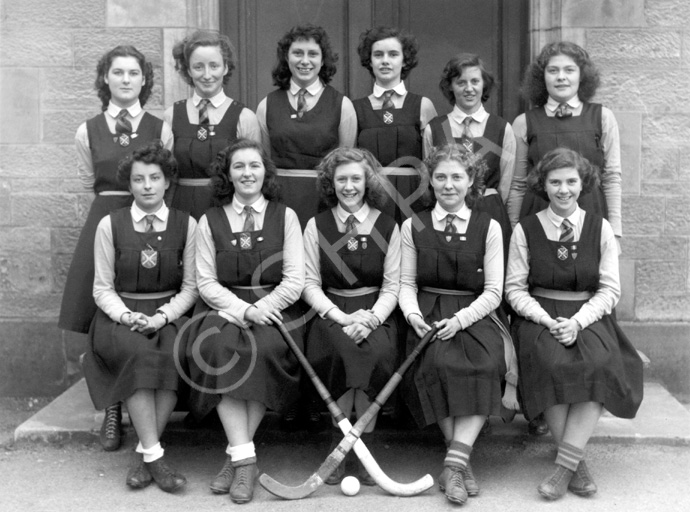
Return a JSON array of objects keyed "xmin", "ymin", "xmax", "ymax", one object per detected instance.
[{"xmin": 260, "ymin": 322, "xmax": 438, "ymax": 500}]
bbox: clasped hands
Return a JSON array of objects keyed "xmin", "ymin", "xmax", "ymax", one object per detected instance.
[
  {"xmin": 408, "ymin": 313, "xmax": 460, "ymax": 341},
  {"xmin": 544, "ymin": 316, "xmax": 581, "ymax": 346},
  {"xmin": 121, "ymin": 311, "xmax": 165, "ymax": 335},
  {"xmin": 332, "ymin": 309, "xmax": 378, "ymax": 345}
]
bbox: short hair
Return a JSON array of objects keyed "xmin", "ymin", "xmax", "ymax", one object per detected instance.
[
  {"xmin": 422, "ymin": 143, "xmax": 487, "ymax": 209},
  {"xmin": 172, "ymin": 30, "xmax": 236, "ymax": 88},
  {"xmin": 357, "ymin": 26, "xmax": 419, "ymax": 81},
  {"xmin": 527, "ymin": 147, "xmax": 600, "ymax": 197},
  {"xmin": 117, "ymin": 141, "xmax": 177, "ymax": 185},
  {"xmin": 272, "ymin": 24, "xmax": 338, "ymax": 89},
  {"xmin": 209, "ymin": 139, "xmax": 281, "ymax": 205},
  {"xmin": 438, "ymin": 53, "xmax": 495, "ymax": 105},
  {"xmin": 316, "ymin": 147, "xmax": 388, "ymax": 211},
  {"xmin": 95, "ymin": 45, "xmax": 155, "ymax": 111},
  {"xmin": 522, "ymin": 41, "xmax": 600, "ymax": 107}
]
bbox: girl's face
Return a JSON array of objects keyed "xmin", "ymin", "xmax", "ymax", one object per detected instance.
[
  {"xmin": 371, "ymin": 37, "xmax": 404, "ymax": 88},
  {"xmin": 287, "ymin": 38, "xmax": 323, "ymax": 88},
  {"xmin": 431, "ymin": 160, "xmax": 473, "ymax": 213},
  {"xmin": 188, "ymin": 45, "xmax": 228, "ymax": 99},
  {"xmin": 129, "ymin": 162, "xmax": 170, "ymax": 214},
  {"xmin": 544, "ymin": 166, "xmax": 582, "ymax": 218},
  {"xmin": 334, "ymin": 162, "xmax": 367, "ymax": 213},
  {"xmin": 229, "ymin": 148, "xmax": 266, "ymax": 205},
  {"xmin": 452, "ymin": 66, "xmax": 484, "ymax": 114},
  {"xmin": 105, "ymin": 56, "xmax": 144, "ymax": 108},
  {"xmin": 544, "ymin": 54, "xmax": 581, "ymax": 104}
]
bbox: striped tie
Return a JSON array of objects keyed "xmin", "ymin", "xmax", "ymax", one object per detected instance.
[
  {"xmin": 555, "ymin": 102, "xmax": 572, "ymax": 119},
  {"xmin": 560, "ymin": 218, "xmax": 574, "ymax": 242},
  {"xmin": 296, "ymin": 89, "xmax": 307, "ymax": 119},
  {"xmin": 461, "ymin": 117, "xmax": 473, "ymax": 151},
  {"xmin": 115, "ymin": 109, "xmax": 132, "ymax": 134},
  {"xmin": 345, "ymin": 214, "xmax": 357, "ymax": 234},
  {"xmin": 243, "ymin": 206, "xmax": 255, "ymax": 232},
  {"xmin": 381, "ymin": 90, "xmax": 394, "ymax": 110},
  {"xmin": 198, "ymin": 99, "xmax": 210, "ymax": 125},
  {"xmin": 144, "ymin": 214, "xmax": 156, "ymax": 233}
]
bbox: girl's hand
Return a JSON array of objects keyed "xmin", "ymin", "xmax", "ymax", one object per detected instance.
[
  {"xmin": 435, "ymin": 317, "xmax": 462, "ymax": 341},
  {"xmin": 550, "ymin": 317, "xmax": 580, "ymax": 346},
  {"xmin": 502, "ymin": 382, "xmax": 520, "ymax": 411},
  {"xmin": 408, "ymin": 313, "xmax": 432, "ymax": 339},
  {"xmin": 245, "ymin": 304, "xmax": 283, "ymax": 326},
  {"xmin": 349, "ymin": 309, "xmax": 379, "ymax": 330},
  {"xmin": 135, "ymin": 313, "xmax": 166, "ymax": 335},
  {"xmin": 342, "ymin": 323, "xmax": 372, "ymax": 345}
]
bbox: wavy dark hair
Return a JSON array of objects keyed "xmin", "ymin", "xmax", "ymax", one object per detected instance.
[
  {"xmin": 209, "ymin": 139, "xmax": 281, "ymax": 205},
  {"xmin": 316, "ymin": 147, "xmax": 388, "ymax": 211},
  {"xmin": 117, "ymin": 141, "xmax": 177, "ymax": 185},
  {"xmin": 172, "ymin": 30, "xmax": 236, "ymax": 88},
  {"xmin": 527, "ymin": 147, "xmax": 599, "ymax": 199},
  {"xmin": 272, "ymin": 24, "xmax": 338, "ymax": 89},
  {"xmin": 357, "ymin": 26, "xmax": 419, "ymax": 81},
  {"xmin": 95, "ymin": 45, "xmax": 154, "ymax": 111},
  {"xmin": 422, "ymin": 143, "xmax": 487, "ymax": 210},
  {"xmin": 522, "ymin": 41, "xmax": 600, "ymax": 107},
  {"xmin": 438, "ymin": 53, "xmax": 495, "ymax": 106}
]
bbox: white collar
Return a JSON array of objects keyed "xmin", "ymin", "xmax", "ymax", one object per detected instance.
[
  {"xmin": 107, "ymin": 100, "xmax": 142, "ymax": 118},
  {"xmin": 450, "ymin": 103, "xmax": 488, "ymax": 123},
  {"xmin": 373, "ymin": 82, "xmax": 406, "ymax": 98},
  {"xmin": 546, "ymin": 95, "xmax": 581, "ymax": 111},
  {"xmin": 232, "ymin": 194, "xmax": 267, "ymax": 215},
  {"xmin": 336, "ymin": 202, "xmax": 370, "ymax": 224},
  {"xmin": 290, "ymin": 79, "xmax": 323, "ymax": 97},
  {"xmin": 193, "ymin": 90, "xmax": 227, "ymax": 108},
  {"xmin": 131, "ymin": 201, "xmax": 169, "ymax": 223},
  {"xmin": 432, "ymin": 202, "xmax": 470, "ymax": 222},
  {"xmin": 546, "ymin": 205, "xmax": 582, "ymax": 228}
]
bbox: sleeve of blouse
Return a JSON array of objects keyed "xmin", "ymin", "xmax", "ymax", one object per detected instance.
[
  {"xmin": 398, "ymin": 219, "xmax": 423, "ymax": 322},
  {"xmin": 571, "ymin": 219, "xmax": 620, "ymax": 329},
  {"xmin": 93, "ymin": 216, "xmax": 130, "ymax": 322},
  {"xmin": 338, "ymin": 96, "xmax": 358, "ymax": 148},
  {"xmin": 195, "ymin": 214, "xmax": 252, "ymax": 326},
  {"xmin": 255, "ymin": 98, "xmax": 271, "ymax": 159},
  {"xmin": 419, "ymin": 97, "xmax": 438, "ymax": 131},
  {"xmin": 160, "ymin": 120, "xmax": 174, "ymax": 151},
  {"xmin": 600, "ymin": 107, "xmax": 623, "ymax": 238},
  {"xmin": 301, "ymin": 217, "xmax": 338, "ymax": 318},
  {"xmin": 506, "ymin": 113, "xmax": 528, "ymax": 228},
  {"xmin": 157, "ymin": 217, "xmax": 199, "ymax": 322},
  {"xmin": 237, "ymin": 108, "xmax": 262, "ymax": 144},
  {"xmin": 422, "ymin": 124, "xmax": 434, "ymax": 160},
  {"xmin": 499, "ymin": 122, "xmax": 517, "ymax": 204},
  {"xmin": 454, "ymin": 219, "xmax": 503, "ymax": 329},
  {"xmin": 255, "ymin": 207, "xmax": 305, "ymax": 312},
  {"xmin": 75, "ymin": 122, "xmax": 95, "ymax": 191},
  {"xmin": 162, "ymin": 106, "xmax": 174, "ymax": 127},
  {"xmin": 371, "ymin": 223, "xmax": 401, "ymax": 322},
  {"xmin": 504, "ymin": 223, "xmax": 552, "ymax": 324}
]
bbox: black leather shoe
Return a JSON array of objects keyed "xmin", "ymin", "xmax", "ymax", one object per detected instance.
[
  {"xmin": 568, "ymin": 460, "xmax": 597, "ymax": 497},
  {"xmin": 126, "ymin": 456, "xmax": 152, "ymax": 489},
  {"xmin": 229, "ymin": 462, "xmax": 259, "ymax": 504},
  {"xmin": 146, "ymin": 457, "xmax": 187, "ymax": 493},
  {"xmin": 209, "ymin": 455, "xmax": 234, "ymax": 494},
  {"xmin": 325, "ymin": 456, "xmax": 347, "ymax": 485},
  {"xmin": 444, "ymin": 468, "xmax": 468, "ymax": 505},
  {"xmin": 438, "ymin": 466, "xmax": 451, "ymax": 492},
  {"xmin": 100, "ymin": 403, "xmax": 122, "ymax": 451},
  {"xmin": 280, "ymin": 404, "xmax": 300, "ymax": 432},
  {"xmin": 538, "ymin": 465, "xmax": 574, "ymax": 500},
  {"xmin": 528, "ymin": 413, "xmax": 549, "ymax": 436},
  {"xmin": 461, "ymin": 463, "xmax": 479, "ymax": 497}
]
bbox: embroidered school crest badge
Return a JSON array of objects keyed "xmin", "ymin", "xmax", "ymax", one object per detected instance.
[
  {"xmin": 197, "ymin": 126, "xmax": 208, "ymax": 141},
  {"xmin": 557, "ymin": 246, "xmax": 568, "ymax": 260},
  {"xmin": 239, "ymin": 232, "xmax": 252, "ymax": 250},
  {"xmin": 117, "ymin": 134, "xmax": 130, "ymax": 147},
  {"xmin": 383, "ymin": 111, "xmax": 394, "ymax": 124},
  {"xmin": 140, "ymin": 245, "xmax": 158, "ymax": 269},
  {"xmin": 347, "ymin": 237, "xmax": 358, "ymax": 251}
]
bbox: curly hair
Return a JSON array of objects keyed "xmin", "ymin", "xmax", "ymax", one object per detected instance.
[
  {"xmin": 95, "ymin": 45, "xmax": 154, "ymax": 111},
  {"xmin": 271, "ymin": 24, "xmax": 338, "ymax": 89},
  {"xmin": 208, "ymin": 139, "xmax": 281, "ymax": 205},
  {"xmin": 438, "ymin": 53, "xmax": 495, "ymax": 106},
  {"xmin": 316, "ymin": 147, "xmax": 388, "ymax": 211},
  {"xmin": 172, "ymin": 30, "xmax": 236, "ymax": 88},
  {"xmin": 117, "ymin": 141, "xmax": 177, "ymax": 185},
  {"xmin": 357, "ymin": 26, "xmax": 419, "ymax": 81},
  {"xmin": 521, "ymin": 41, "xmax": 600, "ymax": 107},
  {"xmin": 527, "ymin": 147, "xmax": 599, "ymax": 199},
  {"xmin": 422, "ymin": 143, "xmax": 487, "ymax": 210}
]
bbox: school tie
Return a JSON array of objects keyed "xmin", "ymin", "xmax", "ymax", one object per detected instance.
[
  {"xmin": 345, "ymin": 214, "xmax": 357, "ymax": 233},
  {"xmin": 115, "ymin": 109, "xmax": 132, "ymax": 135},
  {"xmin": 461, "ymin": 116, "xmax": 473, "ymax": 151},
  {"xmin": 243, "ymin": 205, "xmax": 255, "ymax": 232},
  {"xmin": 445, "ymin": 214, "xmax": 457, "ymax": 234},
  {"xmin": 198, "ymin": 99, "xmax": 210, "ymax": 125},
  {"xmin": 560, "ymin": 218, "xmax": 574, "ymax": 242},
  {"xmin": 144, "ymin": 214, "xmax": 156, "ymax": 233},
  {"xmin": 381, "ymin": 90, "xmax": 394, "ymax": 110},
  {"xmin": 296, "ymin": 88, "xmax": 307, "ymax": 119},
  {"xmin": 555, "ymin": 102, "xmax": 572, "ymax": 119}
]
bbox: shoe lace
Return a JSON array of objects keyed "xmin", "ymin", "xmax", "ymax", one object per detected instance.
[
  {"xmin": 461, "ymin": 464, "xmax": 475, "ymax": 481},
  {"xmin": 449, "ymin": 469, "xmax": 465, "ymax": 489},
  {"xmin": 236, "ymin": 465, "xmax": 251, "ymax": 487},
  {"xmin": 104, "ymin": 407, "xmax": 120, "ymax": 438},
  {"xmin": 218, "ymin": 460, "xmax": 234, "ymax": 479}
]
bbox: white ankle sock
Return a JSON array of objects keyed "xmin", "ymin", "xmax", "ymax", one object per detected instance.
[
  {"xmin": 135, "ymin": 442, "xmax": 144, "ymax": 454},
  {"xmin": 228, "ymin": 442, "xmax": 255, "ymax": 463},
  {"xmin": 141, "ymin": 442, "xmax": 164, "ymax": 463}
]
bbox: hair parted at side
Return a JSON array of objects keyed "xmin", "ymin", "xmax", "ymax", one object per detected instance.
[
  {"xmin": 438, "ymin": 53, "xmax": 495, "ymax": 105},
  {"xmin": 527, "ymin": 147, "xmax": 599, "ymax": 198},
  {"xmin": 272, "ymin": 24, "xmax": 338, "ymax": 89},
  {"xmin": 117, "ymin": 140, "xmax": 177, "ymax": 185},
  {"xmin": 172, "ymin": 30, "xmax": 236, "ymax": 87},
  {"xmin": 422, "ymin": 143, "xmax": 487, "ymax": 209},
  {"xmin": 208, "ymin": 139, "xmax": 281, "ymax": 205},
  {"xmin": 316, "ymin": 147, "xmax": 388, "ymax": 211},
  {"xmin": 357, "ymin": 26, "xmax": 419, "ymax": 81},
  {"xmin": 521, "ymin": 41, "xmax": 600, "ymax": 107},
  {"xmin": 95, "ymin": 45, "xmax": 155, "ymax": 111}
]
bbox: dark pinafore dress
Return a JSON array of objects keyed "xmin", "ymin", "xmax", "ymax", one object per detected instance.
[
  {"xmin": 512, "ymin": 213, "xmax": 643, "ymax": 419},
  {"xmin": 429, "ymin": 114, "xmax": 512, "ymax": 260},
  {"xmin": 83, "ymin": 207, "xmax": 190, "ymax": 410},
  {"xmin": 353, "ymin": 93, "xmax": 425, "ymax": 224},
  {"xmin": 305, "ymin": 210, "xmax": 398, "ymax": 402},
  {"xmin": 519, "ymin": 103, "xmax": 608, "ymax": 221},
  {"xmin": 265, "ymin": 86, "xmax": 343, "ymax": 228},
  {"xmin": 170, "ymin": 99, "xmax": 243, "ymax": 220},
  {"xmin": 404, "ymin": 210, "xmax": 506, "ymax": 428},
  {"xmin": 58, "ymin": 112, "xmax": 163, "ymax": 333},
  {"xmin": 185, "ymin": 202, "xmax": 303, "ymax": 419}
]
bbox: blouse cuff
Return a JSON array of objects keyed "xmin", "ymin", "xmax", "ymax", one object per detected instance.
[{"xmin": 505, "ymin": 370, "xmax": 518, "ymax": 387}]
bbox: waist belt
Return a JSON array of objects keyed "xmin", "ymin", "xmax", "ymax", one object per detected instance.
[
  {"xmin": 531, "ymin": 287, "xmax": 593, "ymax": 301},
  {"xmin": 178, "ymin": 178, "xmax": 211, "ymax": 186},
  {"xmin": 420, "ymin": 286, "xmax": 475, "ymax": 296},
  {"xmin": 119, "ymin": 290, "xmax": 176, "ymax": 300},
  {"xmin": 326, "ymin": 286, "xmax": 381, "ymax": 297}
]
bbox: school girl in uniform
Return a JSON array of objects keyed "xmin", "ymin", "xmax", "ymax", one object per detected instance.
[
  {"xmin": 505, "ymin": 148, "xmax": 642, "ymax": 500},
  {"xmin": 423, "ymin": 53, "xmax": 515, "ymax": 260},
  {"xmin": 353, "ymin": 26, "xmax": 437, "ymax": 224},
  {"xmin": 302, "ymin": 147, "xmax": 400, "ymax": 485},
  {"xmin": 83, "ymin": 142, "xmax": 197, "ymax": 493},
  {"xmin": 256, "ymin": 24, "xmax": 357, "ymax": 229},
  {"xmin": 59, "ymin": 45, "xmax": 172, "ymax": 451},
  {"xmin": 399, "ymin": 144, "xmax": 518, "ymax": 505},
  {"xmin": 185, "ymin": 139, "xmax": 304, "ymax": 504},
  {"xmin": 165, "ymin": 30, "xmax": 261, "ymax": 220}
]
